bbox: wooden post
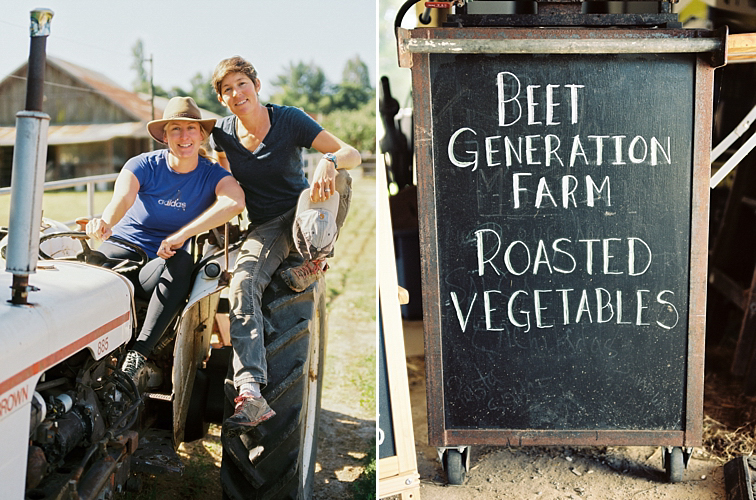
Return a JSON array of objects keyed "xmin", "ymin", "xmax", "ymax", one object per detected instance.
[{"xmin": 378, "ymin": 156, "xmax": 420, "ymax": 499}]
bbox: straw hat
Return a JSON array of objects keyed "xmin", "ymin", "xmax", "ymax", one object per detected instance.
[{"xmin": 147, "ymin": 96, "xmax": 216, "ymax": 144}]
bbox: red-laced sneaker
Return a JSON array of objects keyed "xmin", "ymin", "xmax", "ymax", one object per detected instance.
[
  {"xmin": 223, "ymin": 394, "xmax": 275, "ymax": 439},
  {"xmin": 280, "ymin": 259, "xmax": 328, "ymax": 293}
]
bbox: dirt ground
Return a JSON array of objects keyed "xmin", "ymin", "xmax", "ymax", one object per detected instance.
[
  {"xmin": 398, "ymin": 318, "xmax": 756, "ymax": 500},
  {"xmin": 404, "ymin": 354, "xmax": 725, "ymax": 500},
  {"xmin": 312, "ymin": 166, "xmax": 377, "ymax": 498}
]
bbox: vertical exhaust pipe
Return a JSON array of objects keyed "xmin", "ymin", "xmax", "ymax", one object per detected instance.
[{"xmin": 5, "ymin": 9, "xmax": 54, "ymax": 305}]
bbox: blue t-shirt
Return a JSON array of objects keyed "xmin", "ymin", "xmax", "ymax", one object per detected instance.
[
  {"xmin": 209, "ymin": 104, "xmax": 323, "ymax": 225},
  {"xmin": 111, "ymin": 149, "xmax": 231, "ymax": 258}
]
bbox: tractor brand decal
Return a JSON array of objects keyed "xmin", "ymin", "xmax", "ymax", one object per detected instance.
[{"xmin": 0, "ymin": 384, "xmax": 30, "ymax": 417}]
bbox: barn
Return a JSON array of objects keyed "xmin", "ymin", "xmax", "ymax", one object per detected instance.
[{"xmin": 0, "ymin": 57, "xmax": 219, "ymax": 187}]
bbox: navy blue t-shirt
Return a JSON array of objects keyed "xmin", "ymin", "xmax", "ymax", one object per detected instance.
[
  {"xmin": 209, "ymin": 104, "xmax": 323, "ymax": 225},
  {"xmin": 111, "ymin": 149, "xmax": 231, "ymax": 258}
]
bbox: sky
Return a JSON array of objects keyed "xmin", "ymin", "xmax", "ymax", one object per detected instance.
[
  {"xmin": 379, "ymin": 0, "xmax": 417, "ymax": 107},
  {"xmin": 0, "ymin": 0, "xmax": 376, "ymax": 100}
]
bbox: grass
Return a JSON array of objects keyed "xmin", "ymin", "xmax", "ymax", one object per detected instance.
[
  {"xmin": 351, "ymin": 353, "xmax": 377, "ymax": 413},
  {"xmin": 0, "ymin": 190, "xmax": 113, "ymax": 227},
  {"xmin": 350, "ymin": 447, "xmax": 376, "ymax": 500},
  {"xmin": 321, "ymin": 172, "xmax": 377, "ymax": 421}
]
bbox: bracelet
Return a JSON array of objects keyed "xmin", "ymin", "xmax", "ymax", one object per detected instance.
[{"xmin": 323, "ymin": 152, "xmax": 338, "ymax": 169}]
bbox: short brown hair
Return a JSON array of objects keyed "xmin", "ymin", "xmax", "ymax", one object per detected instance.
[{"xmin": 212, "ymin": 56, "xmax": 258, "ymax": 95}]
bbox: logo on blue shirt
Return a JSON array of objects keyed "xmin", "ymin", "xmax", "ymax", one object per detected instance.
[{"xmin": 158, "ymin": 190, "xmax": 186, "ymax": 210}]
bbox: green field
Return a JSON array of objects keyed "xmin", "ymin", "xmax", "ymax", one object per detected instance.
[{"xmin": 0, "ymin": 190, "xmax": 114, "ymax": 228}]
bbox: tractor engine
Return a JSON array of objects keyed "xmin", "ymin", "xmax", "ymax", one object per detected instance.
[{"xmin": 25, "ymin": 349, "xmax": 141, "ymax": 494}]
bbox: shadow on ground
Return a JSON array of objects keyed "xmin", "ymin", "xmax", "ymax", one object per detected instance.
[{"xmin": 314, "ymin": 409, "xmax": 376, "ymax": 500}]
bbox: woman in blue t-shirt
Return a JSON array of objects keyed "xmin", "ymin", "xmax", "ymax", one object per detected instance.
[
  {"xmin": 86, "ymin": 96, "xmax": 245, "ymax": 387},
  {"xmin": 208, "ymin": 56, "xmax": 361, "ymax": 436}
]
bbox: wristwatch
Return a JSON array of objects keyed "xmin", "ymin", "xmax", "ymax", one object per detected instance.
[{"xmin": 323, "ymin": 152, "xmax": 338, "ymax": 169}]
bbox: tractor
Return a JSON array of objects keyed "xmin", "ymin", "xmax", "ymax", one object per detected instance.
[{"xmin": 0, "ymin": 9, "xmax": 325, "ymax": 500}]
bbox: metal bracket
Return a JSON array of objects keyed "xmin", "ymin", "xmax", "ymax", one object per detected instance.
[
  {"xmin": 662, "ymin": 446, "xmax": 694, "ymax": 468},
  {"xmin": 437, "ymin": 445, "xmax": 471, "ymax": 470}
]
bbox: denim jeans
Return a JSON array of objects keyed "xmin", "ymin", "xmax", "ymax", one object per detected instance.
[{"xmin": 229, "ymin": 170, "xmax": 352, "ymax": 388}]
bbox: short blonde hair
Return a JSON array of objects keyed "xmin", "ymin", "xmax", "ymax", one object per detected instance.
[{"xmin": 212, "ymin": 56, "xmax": 258, "ymax": 95}]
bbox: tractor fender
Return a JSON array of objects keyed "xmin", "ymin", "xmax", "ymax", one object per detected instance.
[{"xmin": 172, "ymin": 246, "xmax": 239, "ymax": 447}]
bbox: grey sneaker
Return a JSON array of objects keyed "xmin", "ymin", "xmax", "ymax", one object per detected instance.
[
  {"xmin": 223, "ymin": 394, "xmax": 276, "ymax": 438},
  {"xmin": 121, "ymin": 350, "xmax": 147, "ymax": 390},
  {"xmin": 280, "ymin": 259, "xmax": 328, "ymax": 293}
]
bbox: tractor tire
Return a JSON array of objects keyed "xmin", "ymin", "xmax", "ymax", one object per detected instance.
[{"xmin": 220, "ymin": 262, "xmax": 327, "ymax": 500}]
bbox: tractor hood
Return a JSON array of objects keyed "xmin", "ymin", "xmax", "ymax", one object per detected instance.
[{"xmin": 0, "ymin": 261, "xmax": 133, "ymax": 425}]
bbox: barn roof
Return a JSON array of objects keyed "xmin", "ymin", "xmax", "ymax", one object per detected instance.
[
  {"xmin": 47, "ymin": 57, "xmax": 157, "ymax": 122},
  {"xmin": 0, "ymin": 57, "xmax": 221, "ymax": 146}
]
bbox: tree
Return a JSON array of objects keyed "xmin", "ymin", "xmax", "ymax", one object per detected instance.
[
  {"xmin": 130, "ymin": 39, "xmax": 150, "ymax": 94},
  {"xmin": 186, "ymin": 72, "xmax": 227, "ymax": 116},
  {"xmin": 328, "ymin": 83, "xmax": 371, "ymax": 113},
  {"xmin": 130, "ymin": 39, "xmax": 170, "ymax": 99},
  {"xmin": 265, "ymin": 58, "xmax": 375, "ymax": 152},
  {"xmin": 269, "ymin": 61, "xmax": 330, "ymax": 113},
  {"xmin": 130, "ymin": 40, "xmax": 225, "ymax": 116},
  {"xmin": 326, "ymin": 56, "xmax": 373, "ymax": 113},
  {"xmin": 321, "ymin": 96, "xmax": 376, "ymax": 154},
  {"xmin": 342, "ymin": 55, "xmax": 372, "ymax": 89}
]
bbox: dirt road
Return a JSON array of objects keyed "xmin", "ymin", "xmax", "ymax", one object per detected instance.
[{"xmin": 313, "ymin": 166, "xmax": 377, "ymax": 498}]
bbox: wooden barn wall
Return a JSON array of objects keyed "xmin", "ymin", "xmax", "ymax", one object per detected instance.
[
  {"xmin": 0, "ymin": 64, "xmax": 135, "ymax": 126},
  {"xmin": 0, "ymin": 137, "xmax": 149, "ymax": 188}
]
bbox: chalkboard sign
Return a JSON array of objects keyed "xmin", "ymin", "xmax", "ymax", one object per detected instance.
[
  {"xmin": 434, "ymin": 52, "xmax": 692, "ymax": 431},
  {"xmin": 378, "ymin": 312, "xmax": 396, "ymax": 459},
  {"xmin": 377, "ymin": 158, "xmax": 420, "ymax": 498},
  {"xmin": 407, "ymin": 31, "xmax": 714, "ymax": 448}
]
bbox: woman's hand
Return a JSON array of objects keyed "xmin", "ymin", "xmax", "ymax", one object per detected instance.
[
  {"xmin": 310, "ymin": 158, "xmax": 337, "ymax": 202},
  {"xmin": 86, "ymin": 218, "xmax": 112, "ymax": 242},
  {"xmin": 157, "ymin": 233, "xmax": 187, "ymax": 259}
]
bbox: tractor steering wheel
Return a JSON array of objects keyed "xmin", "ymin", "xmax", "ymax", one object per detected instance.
[{"xmin": 38, "ymin": 232, "xmax": 149, "ymax": 274}]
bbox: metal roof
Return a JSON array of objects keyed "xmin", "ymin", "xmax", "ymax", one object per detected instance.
[
  {"xmin": 47, "ymin": 57, "xmax": 159, "ymax": 122},
  {"xmin": 0, "ymin": 122, "xmax": 147, "ymax": 146},
  {"xmin": 0, "ymin": 57, "xmax": 223, "ymax": 146}
]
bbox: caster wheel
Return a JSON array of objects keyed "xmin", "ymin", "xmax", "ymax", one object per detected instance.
[
  {"xmin": 665, "ymin": 447, "xmax": 684, "ymax": 483},
  {"xmin": 444, "ymin": 449, "xmax": 466, "ymax": 485}
]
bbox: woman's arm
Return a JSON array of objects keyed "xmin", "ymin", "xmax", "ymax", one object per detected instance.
[
  {"xmin": 309, "ymin": 130, "xmax": 361, "ymax": 202},
  {"xmin": 157, "ymin": 176, "xmax": 245, "ymax": 258},
  {"xmin": 86, "ymin": 169, "xmax": 140, "ymax": 241},
  {"xmin": 213, "ymin": 150, "xmax": 231, "ymax": 171}
]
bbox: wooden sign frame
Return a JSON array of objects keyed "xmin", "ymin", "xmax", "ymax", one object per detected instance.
[
  {"xmin": 400, "ymin": 26, "xmax": 721, "ymax": 450},
  {"xmin": 378, "ymin": 158, "xmax": 420, "ymax": 499}
]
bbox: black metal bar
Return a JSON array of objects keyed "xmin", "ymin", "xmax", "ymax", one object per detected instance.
[
  {"xmin": 24, "ymin": 35, "xmax": 48, "ymax": 112},
  {"xmin": 445, "ymin": 12, "xmax": 681, "ymax": 27}
]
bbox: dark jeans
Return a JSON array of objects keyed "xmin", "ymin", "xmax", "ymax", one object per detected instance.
[{"xmin": 99, "ymin": 241, "xmax": 193, "ymax": 358}]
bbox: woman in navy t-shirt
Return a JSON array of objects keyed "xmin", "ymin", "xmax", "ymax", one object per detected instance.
[
  {"xmin": 208, "ymin": 56, "xmax": 362, "ymax": 436},
  {"xmin": 86, "ymin": 96, "xmax": 245, "ymax": 387}
]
